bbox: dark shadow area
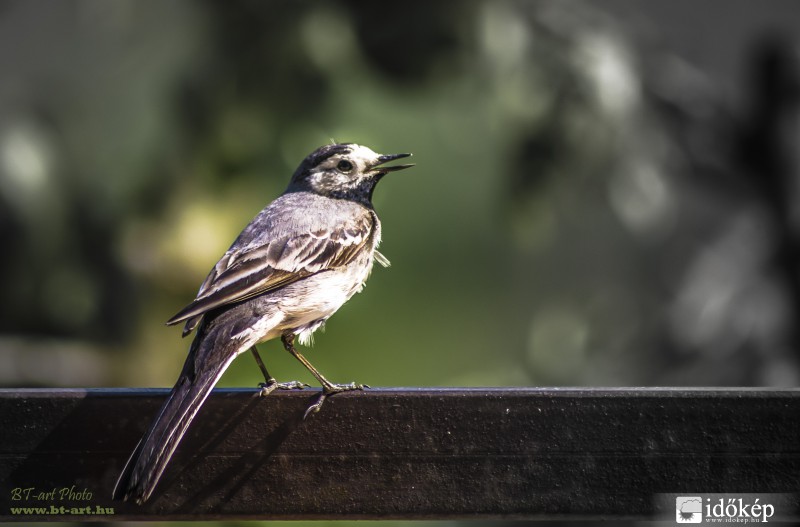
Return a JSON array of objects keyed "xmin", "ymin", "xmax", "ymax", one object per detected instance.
[{"xmin": 170, "ymin": 392, "xmax": 313, "ymax": 513}]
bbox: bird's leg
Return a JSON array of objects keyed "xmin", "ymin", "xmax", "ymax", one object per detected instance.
[
  {"xmin": 251, "ymin": 346, "xmax": 308, "ymax": 396},
  {"xmin": 280, "ymin": 334, "xmax": 368, "ymax": 393},
  {"xmin": 280, "ymin": 334, "xmax": 367, "ymax": 416},
  {"xmin": 250, "ymin": 346, "xmax": 273, "ymax": 383}
]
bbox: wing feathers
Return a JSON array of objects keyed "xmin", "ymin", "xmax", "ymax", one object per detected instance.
[{"xmin": 168, "ymin": 212, "xmax": 375, "ymax": 328}]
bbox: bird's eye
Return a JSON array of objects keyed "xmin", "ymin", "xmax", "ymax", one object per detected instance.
[{"xmin": 337, "ymin": 160, "xmax": 354, "ymax": 172}]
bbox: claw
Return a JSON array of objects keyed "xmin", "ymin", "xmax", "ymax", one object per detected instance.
[
  {"xmin": 303, "ymin": 393, "xmax": 327, "ymax": 418},
  {"xmin": 303, "ymin": 382, "xmax": 368, "ymax": 418}
]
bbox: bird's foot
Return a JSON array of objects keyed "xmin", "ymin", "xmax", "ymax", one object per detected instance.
[
  {"xmin": 303, "ymin": 382, "xmax": 369, "ymax": 418},
  {"xmin": 259, "ymin": 379, "xmax": 310, "ymax": 397},
  {"xmin": 325, "ymin": 381, "xmax": 369, "ymax": 395}
]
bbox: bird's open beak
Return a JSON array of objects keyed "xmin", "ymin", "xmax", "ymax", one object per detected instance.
[{"xmin": 372, "ymin": 153, "xmax": 414, "ymax": 174}]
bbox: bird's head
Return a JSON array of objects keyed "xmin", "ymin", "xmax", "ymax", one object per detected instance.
[{"xmin": 287, "ymin": 143, "xmax": 413, "ymax": 204}]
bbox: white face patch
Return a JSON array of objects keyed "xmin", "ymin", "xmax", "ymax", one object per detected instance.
[
  {"xmin": 315, "ymin": 144, "xmax": 381, "ymax": 175},
  {"xmin": 347, "ymin": 144, "xmax": 381, "ymax": 170}
]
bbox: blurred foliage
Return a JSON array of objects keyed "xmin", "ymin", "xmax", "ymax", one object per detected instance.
[{"xmin": 1, "ymin": 0, "xmax": 799, "ymax": 397}]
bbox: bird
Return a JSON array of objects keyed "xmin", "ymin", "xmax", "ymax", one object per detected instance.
[{"xmin": 112, "ymin": 142, "xmax": 413, "ymax": 504}]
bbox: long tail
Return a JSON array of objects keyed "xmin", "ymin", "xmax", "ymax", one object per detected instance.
[{"xmin": 113, "ymin": 326, "xmax": 244, "ymax": 504}]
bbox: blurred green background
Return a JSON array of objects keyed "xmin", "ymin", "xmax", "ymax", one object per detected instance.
[
  {"xmin": 3, "ymin": 0, "xmax": 800, "ymax": 525},
  {"xmin": 3, "ymin": 0, "xmax": 800, "ymax": 392}
]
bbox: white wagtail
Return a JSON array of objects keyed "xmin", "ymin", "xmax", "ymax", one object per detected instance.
[{"xmin": 113, "ymin": 143, "xmax": 413, "ymax": 504}]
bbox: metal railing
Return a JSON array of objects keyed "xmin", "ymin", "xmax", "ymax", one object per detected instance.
[{"xmin": 1, "ymin": 387, "xmax": 798, "ymax": 521}]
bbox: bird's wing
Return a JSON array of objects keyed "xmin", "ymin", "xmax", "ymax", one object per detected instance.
[{"xmin": 166, "ymin": 212, "xmax": 375, "ymax": 330}]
